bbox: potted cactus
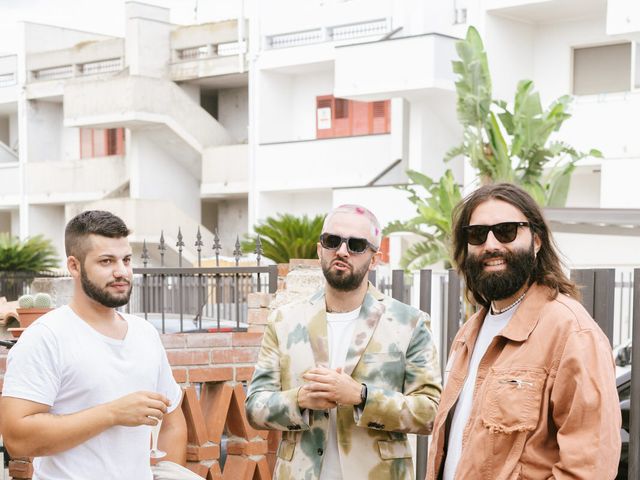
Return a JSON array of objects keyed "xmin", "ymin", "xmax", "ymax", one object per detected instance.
[{"xmin": 16, "ymin": 293, "xmax": 54, "ymax": 329}]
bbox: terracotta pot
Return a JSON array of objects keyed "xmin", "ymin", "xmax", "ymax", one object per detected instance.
[
  {"xmin": 16, "ymin": 308, "xmax": 54, "ymax": 329},
  {"xmin": 7, "ymin": 327, "xmax": 25, "ymax": 338}
]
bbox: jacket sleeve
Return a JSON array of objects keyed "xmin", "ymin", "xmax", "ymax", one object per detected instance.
[
  {"xmin": 245, "ymin": 311, "xmax": 311, "ymax": 431},
  {"xmin": 354, "ymin": 313, "xmax": 442, "ymax": 434},
  {"xmin": 550, "ymin": 329, "xmax": 621, "ymax": 479}
]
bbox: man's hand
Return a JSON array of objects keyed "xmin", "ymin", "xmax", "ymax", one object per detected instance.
[
  {"xmin": 301, "ymin": 367, "xmax": 362, "ymax": 406},
  {"xmin": 105, "ymin": 391, "xmax": 170, "ymax": 427},
  {"xmin": 297, "ymin": 383, "xmax": 338, "ymax": 410}
]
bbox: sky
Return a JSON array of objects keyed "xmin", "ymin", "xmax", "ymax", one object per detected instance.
[{"xmin": 0, "ymin": 0, "xmax": 242, "ymax": 55}]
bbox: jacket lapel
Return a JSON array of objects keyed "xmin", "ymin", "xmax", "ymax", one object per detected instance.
[
  {"xmin": 342, "ymin": 285, "xmax": 386, "ymax": 376},
  {"xmin": 307, "ymin": 291, "xmax": 330, "ymax": 368}
]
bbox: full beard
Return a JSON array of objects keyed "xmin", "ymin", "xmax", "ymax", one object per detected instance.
[
  {"xmin": 81, "ymin": 267, "xmax": 132, "ymax": 308},
  {"xmin": 465, "ymin": 242, "xmax": 535, "ymax": 303},
  {"xmin": 321, "ymin": 257, "xmax": 370, "ymax": 292}
]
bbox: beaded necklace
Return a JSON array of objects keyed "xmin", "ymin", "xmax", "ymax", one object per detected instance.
[{"xmin": 491, "ymin": 288, "xmax": 528, "ymax": 315}]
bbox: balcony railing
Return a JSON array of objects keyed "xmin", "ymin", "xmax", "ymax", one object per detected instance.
[
  {"xmin": 0, "ymin": 73, "xmax": 16, "ymax": 88},
  {"xmin": 266, "ymin": 18, "xmax": 392, "ymax": 49},
  {"xmin": 175, "ymin": 41, "xmax": 247, "ymax": 61},
  {"xmin": 31, "ymin": 57, "xmax": 123, "ymax": 82}
]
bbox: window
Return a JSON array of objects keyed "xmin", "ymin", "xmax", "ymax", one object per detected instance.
[
  {"xmin": 315, "ymin": 95, "xmax": 391, "ymax": 139},
  {"xmin": 573, "ymin": 43, "xmax": 631, "ymax": 95},
  {"xmin": 80, "ymin": 128, "xmax": 125, "ymax": 158}
]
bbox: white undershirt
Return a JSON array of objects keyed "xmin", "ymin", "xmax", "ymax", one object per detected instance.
[
  {"xmin": 319, "ymin": 307, "xmax": 361, "ymax": 480},
  {"xmin": 443, "ymin": 306, "xmax": 516, "ymax": 480}
]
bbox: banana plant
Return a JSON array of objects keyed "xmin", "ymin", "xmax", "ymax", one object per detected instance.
[
  {"xmin": 446, "ymin": 26, "xmax": 602, "ymax": 205},
  {"xmin": 384, "ymin": 169, "xmax": 461, "ymax": 270}
]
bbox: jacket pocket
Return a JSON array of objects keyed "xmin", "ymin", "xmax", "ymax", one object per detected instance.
[
  {"xmin": 276, "ymin": 440, "xmax": 296, "ymax": 461},
  {"xmin": 377, "ymin": 440, "xmax": 413, "ymax": 460},
  {"xmin": 481, "ymin": 367, "xmax": 547, "ymax": 433}
]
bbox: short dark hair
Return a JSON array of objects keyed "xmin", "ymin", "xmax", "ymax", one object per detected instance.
[
  {"xmin": 65, "ymin": 210, "xmax": 130, "ymax": 261},
  {"xmin": 451, "ymin": 182, "xmax": 579, "ymax": 307}
]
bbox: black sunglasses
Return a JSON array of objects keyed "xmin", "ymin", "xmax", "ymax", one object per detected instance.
[
  {"xmin": 319, "ymin": 233, "xmax": 378, "ymax": 254},
  {"xmin": 463, "ymin": 222, "xmax": 531, "ymax": 246}
]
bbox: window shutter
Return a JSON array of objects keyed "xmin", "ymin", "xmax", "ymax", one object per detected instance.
[
  {"xmin": 372, "ymin": 100, "xmax": 390, "ymax": 134},
  {"xmin": 316, "ymin": 96, "xmax": 334, "ymax": 138},
  {"xmin": 333, "ymin": 98, "xmax": 351, "ymax": 137}
]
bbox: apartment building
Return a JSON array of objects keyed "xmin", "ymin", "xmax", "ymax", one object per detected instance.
[
  {"xmin": 0, "ymin": 0, "xmax": 639, "ymax": 267},
  {"xmin": 0, "ymin": 1, "xmax": 249, "ymax": 266}
]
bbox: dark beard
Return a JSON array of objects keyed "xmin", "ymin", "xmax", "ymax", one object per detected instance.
[
  {"xmin": 81, "ymin": 266, "xmax": 132, "ymax": 308},
  {"xmin": 465, "ymin": 242, "xmax": 535, "ymax": 303},
  {"xmin": 321, "ymin": 257, "xmax": 370, "ymax": 292}
]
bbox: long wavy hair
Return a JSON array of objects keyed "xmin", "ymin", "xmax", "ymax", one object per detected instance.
[{"xmin": 451, "ymin": 183, "xmax": 579, "ymax": 307}]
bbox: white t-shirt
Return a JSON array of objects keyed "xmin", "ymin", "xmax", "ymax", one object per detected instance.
[
  {"xmin": 442, "ymin": 306, "xmax": 516, "ymax": 480},
  {"xmin": 319, "ymin": 307, "xmax": 361, "ymax": 480},
  {"xmin": 3, "ymin": 305, "xmax": 182, "ymax": 480}
]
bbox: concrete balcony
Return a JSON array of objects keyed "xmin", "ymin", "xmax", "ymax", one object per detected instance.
[
  {"xmin": 64, "ymin": 75, "xmax": 231, "ymax": 152},
  {"xmin": 562, "ymin": 92, "xmax": 640, "ymax": 161},
  {"xmin": 25, "ymin": 38, "xmax": 124, "ymax": 100},
  {"xmin": 484, "ymin": 0, "xmax": 606, "ymax": 24},
  {"xmin": 201, "ymin": 144, "xmax": 248, "ymax": 197},
  {"xmin": 257, "ymin": 133, "xmax": 394, "ymax": 191},
  {"xmin": 334, "ymin": 34, "xmax": 457, "ymax": 102},
  {"xmin": 69, "ymin": 197, "xmax": 217, "ymax": 266},
  {"xmin": 0, "ymin": 162, "xmax": 20, "ymax": 206},
  {"xmin": 0, "ymin": 55, "xmax": 18, "ymax": 104},
  {"xmin": 26, "ymin": 155, "xmax": 127, "ymax": 204},
  {"xmin": 607, "ymin": 0, "xmax": 640, "ymax": 36},
  {"xmin": 170, "ymin": 20, "xmax": 249, "ymax": 87}
]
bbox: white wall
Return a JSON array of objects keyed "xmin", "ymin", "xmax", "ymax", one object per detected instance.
[
  {"xmin": 291, "ymin": 71, "xmax": 334, "ymax": 141},
  {"xmin": 532, "ymin": 16, "xmax": 611, "ymax": 103},
  {"xmin": 218, "ymin": 87, "xmax": 249, "ymax": 143},
  {"xmin": 483, "ymin": 14, "xmax": 535, "ymax": 101},
  {"xmin": 600, "ymin": 158, "xmax": 640, "ymax": 207},
  {"xmin": 126, "ymin": 3, "xmax": 171, "ymax": 78},
  {"xmin": 259, "ymin": 71, "xmax": 294, "ymax": 143},
  {"xmin": 9, "ymin": 113, "xmax": 18, "ymax": 151},
  {"xmin": 555, "ymin": 232, "xmax": 640, "ymax": 268},
  {"xmin": 257, "ymin": 190, "xmax": 332, "ymax": 223},
  {"xmin": 27, "ymin": 100, "xmax": 62, "ymax": 162},
  {"xmin": 179, "ymin": 83, "xmax": 200, "ymax": 104},
  {"xmin": 129, "ymin": 133, "xmax": 201, "ymax": 221},
  {"xmin": 260, "ymin": 0, "xmax": 392, "ymax": 36},
  {"xmin": 257, "ymin": 134, "xmax": 393, "ymax": 191},
  {"xmin": 23, "ymin": 23, "xmax": 113, "ymax": 54},
  {"xmin": 218, "ymin": 198, "xmax": 249, "ymax": 255},
  {"xmin": 408, "ymin": 95, "xmax": 462, "ymax": 180},
  {"xmin": 28, "ymin": 204, "xmax": 65, "ymax": 264}
]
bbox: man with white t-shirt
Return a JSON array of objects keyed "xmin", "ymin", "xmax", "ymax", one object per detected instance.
[
  {"xmin": 1, "ymin": 210, "xmax": 189, "ymax": 480},
  {"xmin": 246, "ymin": 204, "xmax": 442, "ymax": 480},
  {"xmin": 426, "ymin": 183, "xmax": 621, "ymax": 479}
]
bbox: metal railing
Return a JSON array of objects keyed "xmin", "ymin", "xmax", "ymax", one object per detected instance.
[{"xmin": 130, "ymin": 227, "xmax": 277, "ymax": 333}]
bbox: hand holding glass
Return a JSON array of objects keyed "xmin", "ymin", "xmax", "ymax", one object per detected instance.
[{"xmin": 149, "ymin": 415, "xmax": 166, "ymax": 458}]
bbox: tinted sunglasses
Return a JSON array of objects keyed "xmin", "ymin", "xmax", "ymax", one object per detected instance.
[
  {"xmin": 319, "ymin": 233, "xmax": 378, "ymax": 254},
  {"xmin": 463, "ymin": 222, "xmax": 530, "ymax": 246}
]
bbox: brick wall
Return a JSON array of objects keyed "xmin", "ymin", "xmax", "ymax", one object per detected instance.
[{"xmin": 1, "ymin": 261, "xmax": 324, "ymax": 479}]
